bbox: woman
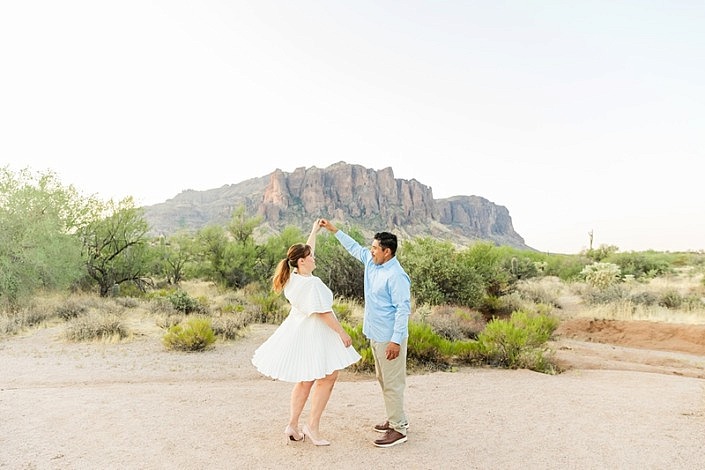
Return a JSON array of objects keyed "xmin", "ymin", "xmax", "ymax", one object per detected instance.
[{"xmin": 251, "ymin": 219, "xmax": 361, "ymax": 446}]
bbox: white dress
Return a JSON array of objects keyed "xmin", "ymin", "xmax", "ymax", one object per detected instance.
[{"xmin": 251, "ymin": 273, "xmax": 361, "ymax": 382}]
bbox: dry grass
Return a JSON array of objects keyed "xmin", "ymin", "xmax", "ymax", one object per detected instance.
[{"xmin": 525, "ymin": 269, "xmax": 705, "ymax": 325}]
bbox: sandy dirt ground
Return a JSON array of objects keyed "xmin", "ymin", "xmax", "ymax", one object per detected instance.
[{"xmin": 2, "ymin": 319, "xmax": 705, "ymax": 470}]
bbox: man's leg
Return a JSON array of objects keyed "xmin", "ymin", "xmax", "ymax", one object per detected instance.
[{"xmin": 371, "ymin": 339, "xmax": 408, "ymax": 435}]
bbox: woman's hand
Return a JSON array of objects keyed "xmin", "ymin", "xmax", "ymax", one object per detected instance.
[
  {"xmin": 339, "ymin": 330, "xmax": 352, "ymax": 348},
  {"xmin": 312, "ymin": 218, "xmax": 322, "ymax": 233}
]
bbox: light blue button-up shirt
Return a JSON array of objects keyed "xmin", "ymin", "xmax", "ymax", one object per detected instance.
[{"xmin": 335, "ymin": 230, "xmax": 411, "ymax": 344}]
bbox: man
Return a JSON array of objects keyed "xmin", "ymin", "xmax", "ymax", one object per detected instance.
[{"xmin": 320, "ymin": 219, "xmax": 411, "ymax": 448}]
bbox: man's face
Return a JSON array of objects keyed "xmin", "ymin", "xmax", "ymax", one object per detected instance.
[{"xmin": 370, "ymin": 240, "xmax": 389, "ymax": 265}]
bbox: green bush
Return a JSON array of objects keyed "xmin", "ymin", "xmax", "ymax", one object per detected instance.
[
  {"xmin": 162, "ymin": 316, "xmax": 216, "ymax": 351},
  {"xmin": 475, "ymin": 310, "xmax": 559, "ymax": 373},
  {"xmin": 401, "ymin": 237, "xmax": 485, "ymax": 308},
  {"xmin": 407, "ymin": 322, "xmax": 479, "ymax": 371},
  {"xmin": 168, "ymin": 290, "xmax": 205, "ymax": 314},
  {"xmin": 347, "ymin": 320, "xmax": 480, "ymax": 373},
  {"xmin": 478, "ymin": 294, "xmax": 517, "ymax": 317},
  {"xmin": 606, "ymin": 251, "xmax": 673, "ymax": 279},
  {"xmin": 407, "ymin": 322, "xmax": 455, "ymax": 370}
]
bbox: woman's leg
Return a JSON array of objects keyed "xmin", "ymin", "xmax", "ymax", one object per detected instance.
[
  {"xmin": 289, "ymin": 380, "xmax": 314, "ymax": 429},
  {"xmin": 307, "ymin": 370, "xmax": 339, "ymax": 434}
]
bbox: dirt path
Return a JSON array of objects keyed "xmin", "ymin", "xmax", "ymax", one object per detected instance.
[{"xmin": 1, "ymin": 321, "xmax": 704, "ymax": 469}]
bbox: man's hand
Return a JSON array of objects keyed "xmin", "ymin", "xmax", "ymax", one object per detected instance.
[
  {"xmin": 320, "ymin": 219, "xmax": 338, "ymax": 233},
  {"xmin": 385, "ymin": 342, "xmax": 400, "ymax": 360}
]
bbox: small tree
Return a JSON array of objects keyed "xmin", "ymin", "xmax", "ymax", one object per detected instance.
[
  {"xmin": 79, "ymin": 197, "xmax": 152, "ymax": 296},
  {"xmin": 0, "ymin": 167, "xmax": 85, "ymax": 308},
  {"xmin": 152, "ymin": 232, "xmax": 195, "ymax": 285}
]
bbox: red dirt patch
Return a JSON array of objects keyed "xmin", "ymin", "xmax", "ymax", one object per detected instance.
[{"xmin": 556, "ymin": 318, "xmax": 705, "ymax": 356}]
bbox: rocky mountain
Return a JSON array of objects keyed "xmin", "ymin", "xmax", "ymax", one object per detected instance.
[{"xmin": 142, "ymin": 161, "xmax": 531, "ymax": 250}]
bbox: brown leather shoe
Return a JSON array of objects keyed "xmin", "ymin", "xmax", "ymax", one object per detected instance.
[
  {"xmin": 373, "ymin": 429, "xmax": 407, "ymax": 448},
  {"xmin": 374, "ymin": 421, "xmax": 409, "ymax": 433},
  {"xmin": 373, "ymin": 421, "xmax": 390, "ymax": 433}
]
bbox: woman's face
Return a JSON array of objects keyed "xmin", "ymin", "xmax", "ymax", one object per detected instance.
[{"xmin": 298, "ymin": 252, "xmax": 316, "ymax": 273}]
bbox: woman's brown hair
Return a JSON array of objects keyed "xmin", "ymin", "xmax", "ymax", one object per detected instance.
[{"xmin": 272, "ymin": 243, "xmax": 311, "ymax": 293}]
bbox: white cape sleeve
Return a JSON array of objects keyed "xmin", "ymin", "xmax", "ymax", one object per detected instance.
[{"xmin": 286, "ymin": 275, "xmax": 334, "ymax": 317}]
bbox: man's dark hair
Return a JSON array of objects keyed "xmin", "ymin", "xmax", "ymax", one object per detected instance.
[{"xmin": 374, "ymin": 232, "xmax": 398, "ymax": 255}]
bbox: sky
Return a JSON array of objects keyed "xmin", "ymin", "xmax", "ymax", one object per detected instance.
[{"xmin": 2, "ymin": 1, "xmax": 703, "ymax": 254}]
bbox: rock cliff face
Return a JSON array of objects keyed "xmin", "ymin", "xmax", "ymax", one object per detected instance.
[{"xmin": 143, "ymin": 161, "xmax": 531, "ymax": 249}]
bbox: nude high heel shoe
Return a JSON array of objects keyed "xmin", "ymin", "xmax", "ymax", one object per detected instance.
[
  {"xmin": 284, "ymin": 425, "xmax": 304, "ymax": 444},
  {"xmin": 301, "ymin": 424, "xmax": 330, "ymax": 446}
]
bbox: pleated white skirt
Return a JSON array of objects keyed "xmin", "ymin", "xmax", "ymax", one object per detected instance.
[{"xmin": 251, "ymin": 311, "xmax": 361, "ymax": 382}]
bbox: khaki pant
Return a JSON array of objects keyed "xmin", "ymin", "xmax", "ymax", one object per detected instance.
[{"xmin": 371, "ymin": 338, "xmax": 409, "ymax": 435}]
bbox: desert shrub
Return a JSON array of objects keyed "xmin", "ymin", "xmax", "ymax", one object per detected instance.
[
  {"xmin": 541, "ymin": 254, "xmax": 590, "ymax": 281},
  {"xmin": 406, "ymin": 322, "xmax": 456, "ymax": 370},
  {"xmin": 248, "ymin": 290, "xmax": 287, "ymax": 324},
  {"xmin": 162, "ymin": 316, "xmax": 216, "ymax": 351},
  {"xmin": 168, "ymin": 290, "xmax": 206, "ymax": 314},
  {"xmin": 606, "ymin": 251, "xmax": 673, "ymax": 279},
  {"xmin": 504, "ymin": 255, "xmax": 541, "ymax": 280},
  {"xmin": 155, "ymin": 312, "xmax": 186, "ymax": 330},
  {"xmin": 584, "ymin": 244, "xmax": 619, "ymax": 262},
  {"xmin": 0, "ymin": 314, "xmax": 20, "ymax": 336},
  {"xmin": 55, "ymin": 299, "xmax": 88, "ymax": 320},
  {"xmin": 23, "ymin": 303, "xmax": 56, "ymax": 326},
  {"xmin": 584, "ymin": 284, "xmax": 629, "ymax": 305},
  {"xmin": 682, "ymin": 294, "xmax": 705, "ymax": 311},
  {"xmin": 426, "ymin": 314, "xmax": 465, "ymax": 341},
  {"xmin": 219, "ymin": 303, "xmax": 245, "ymax": 314},
  {"xmin": 658, "ymin": 290, "xmax": 683, "ymax": 309},
  {"xmin": 1, "ymin": 301, "xmax": 57, "ymax": 336},
  {"xmin": 412, "ymin": 303, "xmax": 432, "ymax": 323},
  {"xmin": 114, "ymin": 281, "xmax": 147, "ymax": 298},
  {"xmin": 348, "ymin": 320, "xmax": 481, "ymax": 373},
  {"xmin": 334, "ymin": 312, "xmax": 561, "ymax": 374},
  {"xmin": 515, "ymin": 279, "xmax": 562, "ymax": 308},
  {"xmin": 401, "ymin": 237, "xmax": 485, "ymax": 308},
  {"xmin": 211, "ymin": 311, "xmax": 255, "ymax": 340},
  {"xmin": 497, "ymin": 292, "xmax": 532, "ymax": 315},
  {"xmin": 478, "ymin": 295, "xmax": 501, "ymax": 317},
  {"xmin": 212, "ymin": 290, "xmax": 249, "ymax": 316},
  {"xmin": 64, "ymin": 312, "xmax": 129, "ymax": 341},
  {"xmin": 580, "ymin": 262, "xmax": 621, "ymax": 289},
  {"xmin": 474, "ymin": 310, "xmax": 559, "ymax": 373},
  {"xmin": 629, "ymin": 291, "xmax": 658, "ymax": 306},
  {"xmin": 113, "ymin": 296, "xmax": 140, "ymax": 309},
  {"xmin": 426, "ymin": 305, "xmax": 486, "ymax": 341},
  {"xmin": 147, "ymin": 297, "xmax": 179, "ymax": 316}
]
